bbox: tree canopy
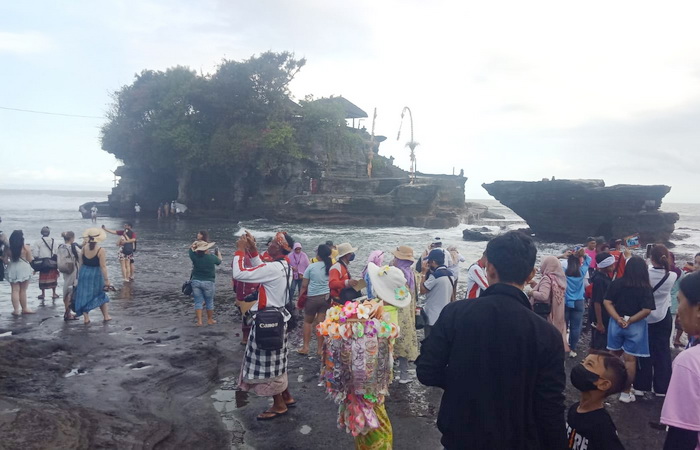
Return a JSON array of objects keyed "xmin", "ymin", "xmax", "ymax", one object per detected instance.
[{"xmin": 101, "ymin": 52, "xmax": 362, "ymax": 181}]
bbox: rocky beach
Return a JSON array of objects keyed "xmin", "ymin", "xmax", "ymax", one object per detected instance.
[{"xmin": 2, "ymin": 189, "xmax": 698, "ymax": 449}]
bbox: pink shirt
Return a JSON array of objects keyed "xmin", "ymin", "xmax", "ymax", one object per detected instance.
[
  {"xmin": 585, "ymin": 249, "xmax": 597, "ymax": 269},
  {"xmin": 661, "ymin": 344, "xmax": 700, "ymax": 449}
]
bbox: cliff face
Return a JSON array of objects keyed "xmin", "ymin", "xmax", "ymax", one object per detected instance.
[
  {"xmin": 106, "ymin": 134, "xmax": 468, "ymax": 228},
  {"xmin": 482, "ymin": 179, "xmax": 680, "ymax": 244}
]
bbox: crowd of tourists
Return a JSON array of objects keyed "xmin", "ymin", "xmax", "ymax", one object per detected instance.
[
  {"xmin": 2, "ymin": 217, "xmax": 700, "ymax": 449},
  {"xmin": 0, "ymin": 222, "xmax": 137, "ymax": 323}
]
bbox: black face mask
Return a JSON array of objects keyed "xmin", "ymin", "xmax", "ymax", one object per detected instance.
[{"xmin": 570, "ymin": 364, "xmax": 600, "ymax": 392}]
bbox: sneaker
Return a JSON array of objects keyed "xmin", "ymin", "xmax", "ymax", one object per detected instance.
[
  {"xmin": 619, "ymin": 392, "xmax": 636, "ymax": 403},
  {"xmin": 632, "ymin": 389, "xmax": 645, "ymax": 396},
  {"xmin": 568, "ymin": 351, "xmax": 577, "ymax": 358},
  {"xmin": 399, "ymin": 373, "xmax": 412, "ymax": 384},
  {"xmin": 655, "ymin": 393, "xmax": 666, "ymax": 398}
]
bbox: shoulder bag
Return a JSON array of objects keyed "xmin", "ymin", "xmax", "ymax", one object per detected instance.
[
  {"xmin": 533, "ymin": 275, "xmax": 553, "ymax": 317},
  {"xmin": 182, "ymin": 272, "xmax": 193, "ymax": 296}
]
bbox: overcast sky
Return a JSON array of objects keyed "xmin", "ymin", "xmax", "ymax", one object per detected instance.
[{"xmin": 2, "ymin": 0, "xmax": 700, "ymax": 203}]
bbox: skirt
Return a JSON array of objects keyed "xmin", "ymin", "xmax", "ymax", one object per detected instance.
[
  {"xmin": 354, "ymin": 404, "xmax": 393, "ymax": 450},
  {"xmin": 38, "ymin": 268, "xmax": 59, "ymax": 289},
  {"xmin": 6, "ymin": 260, "xmax": 32, "ymax": 283},
  {"xmin": 72, "ymin": 265, "xmax": 109, "ymax": 315},
  {"xmin": 238, "ymin": 323, "xmax": 289, "ymax": 397}
]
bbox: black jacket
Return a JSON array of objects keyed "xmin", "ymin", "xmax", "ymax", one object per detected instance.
[{"xmin": 416, "ymin": 283, "xmax": 567, "ymax": 450}]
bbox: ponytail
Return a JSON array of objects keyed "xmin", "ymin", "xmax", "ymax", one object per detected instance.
[
  {"xmin": 317, "ymin": 244, "xmax": 333, "ymax": 276},
  {"xmin": 650, "ymin": 244, "xmax": 671, "ymax": 274}
]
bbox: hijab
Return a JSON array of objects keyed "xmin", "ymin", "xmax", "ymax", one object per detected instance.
[
  {"xmin": 361, "ymin": 250, "xmax": 385, "ymax": 278},
  {"xmin": 393, "ymin": 257, "xmax": 416, "ymax": 291},
  {"xmin": 540, "ymin": 256, "xmax": 567, "ymax": 290}
]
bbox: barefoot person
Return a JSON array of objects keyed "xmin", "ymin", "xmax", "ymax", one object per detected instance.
[
  {"xmin": 57, "ymin": 231, "xmax": 81, "ymax": 321},
  {"xmin": 188, "ymin": 239, "xmax": 222, "ymax": 326},
  {"xmin": 102, "ymin": 223, "xmax": 136, "ymax": 282},
  {"xmin": 3, "ymin": 230, "xmax": 36, "ymax": 315},
  {"xmin": 232, "ymin": 231, "xmax": 297, "ymax": 421},
  {"xmin": 32, "ymin": 226, "xmax": 60, "ymax": 300},
  {"xmin": 73, "ymin": 228, "xmax": 112, "ymax": 324}
]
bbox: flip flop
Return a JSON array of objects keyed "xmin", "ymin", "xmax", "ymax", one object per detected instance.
[
  {"xmin": 285, "ymin": 400, "xmax": 297, "ymax": 407},
  {"xmin": 256, "ymin": 409, "xmax": 288, "ymax": 421},
  {"xmin": 297, "ymin": 349, "xmax": 309, "ymax": 355},
  {"xmin": 37, "ymin": 295, "xmax": 45, "ymax": 300},
  {"xmin": 52, "ymin": 294, "xmax": 60, "ymax": 299}
]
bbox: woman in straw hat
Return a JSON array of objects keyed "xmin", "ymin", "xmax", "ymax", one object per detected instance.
[
  {"xmin": 329, "ymin": 242, "xmax": 361, "ymax": 304},
  {"xmin": 73, "ymin": 228, "xmax": 112, "ymax": 324},
  {"xmin": 390, "ymin": 245, "xmax": 420, "ymax": 383},
  {"xmin": 189, "ymin": 239, "xmax": 222, "ymax": 326}
]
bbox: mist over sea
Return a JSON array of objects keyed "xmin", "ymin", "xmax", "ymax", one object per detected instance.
[{"xmin": 1, "ymin": 188, "xmax": 699, "ymax": 316}]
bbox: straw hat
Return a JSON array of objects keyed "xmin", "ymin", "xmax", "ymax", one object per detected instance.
[
  {"xmin": 391, "ymin": 245, "xmax": 414, "ymax": 261},
  {"xmin": 82, "ymin": 227, "xmax": 106, "ymax": 243},
  {"xmin": 366, "ymin": 262, "xmax": 411, "ymax": 308},
  {"xmin": 192, "ymin": 240, "xmax": 216, "ymax": 251},
  {"xmin": 336, "ymin": 242, "xmax": 357, "ymax": 259}
]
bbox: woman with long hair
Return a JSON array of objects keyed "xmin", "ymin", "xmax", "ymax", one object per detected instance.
[
  {"xmin": 73, "ymin": 228, "xmax": 112, "ymax": 324},
  {"xmin": 529, "ymin": 255, "xmax": 570, "ymax": 353},
  {"xmin": 604, "ymin": 256, "xmax": 655, "ymax": 403},
  {"xmin": 660, "ymin": 271, "xmax": 700, "ymax": 449},
  {"xmin": 297, "ymin": 244, "xmax": 332, "ymax": 355},
  {"xmin": 636, "ymin": 244, "xmax": 678, "ymax": 396},
  {"xmin": 3, "ymin": 230, "xmax": 35, "ymax": 315},
  {"xmin": 564, "ymin": 248, "xmax": 591, "ymax": 357},
  {"xmin": 58, "ymin": 231, "xmax": 81, "ymax": 321}
]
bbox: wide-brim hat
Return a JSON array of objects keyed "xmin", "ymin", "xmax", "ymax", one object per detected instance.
[
  {"xmin": 82, "ymin": 228, "xmax": 106, "ymax": 243},
  {"xmin": 336, "ymin": 242, "xmax": 357, "ymax": 259},
  {"xmin": 192, "ymin": 240, "xmax": 216, "ymax": 251},
  {"xmin": 366, "ymin": 262, "xmax": 411, "ymax": 308},
  {"xmin": 391, "ymin": 245, "xmax": 414, "ymax": 262}
]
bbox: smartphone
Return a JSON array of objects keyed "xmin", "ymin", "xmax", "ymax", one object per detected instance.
[{"xmin": 645, "ymin": 244, "xmax": 654, "ymax": 259}]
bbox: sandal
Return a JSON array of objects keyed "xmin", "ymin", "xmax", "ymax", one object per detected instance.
[
  {"xmin": 37, "ymin": 295, "xmax": 45, "ymax": 300},
  {"xmin": 64, "ymin": 312, "xmax": 78, "ymax": 321},
  {"xmin": 256, "ymin": 409, "xmax": 288, "ymax": 421},
  {"xmin": 52, "ymin": 294, "xmax": 60, "ymax": 299},
  {"xmin": 297, "ymin": 349, "xmax": 309, "ymax": 355}
]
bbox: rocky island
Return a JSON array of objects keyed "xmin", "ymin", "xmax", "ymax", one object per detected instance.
[
  {"xmin": 96, "ymin": 52, "xmax": 472, "ymax": 228},
  {"xmin": 482, "ymin": 179, "xmax": 680, "ymax": 244}
]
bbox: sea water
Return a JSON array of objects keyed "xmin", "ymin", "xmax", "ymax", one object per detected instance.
[{"xmin": 0, "ymin": 189, "xmax": 698, "ymax": 317}]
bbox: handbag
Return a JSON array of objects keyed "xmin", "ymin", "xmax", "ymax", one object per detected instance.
[
  {"xmin": 182, "ymin": 272, "xmax": 193, "ymax": 296},
  {"xmin": 533, "ymin": 301, "xmax": 551, "ymax": 317}
]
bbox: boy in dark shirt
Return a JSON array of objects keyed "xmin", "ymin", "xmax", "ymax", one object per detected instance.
[
  {"xmin": 567, "ymin": 350, "xmax": 628, "ymax": 450},
  {"xmin": 590, "ymin": 252, "xmax": 616, "ymax": 350}
]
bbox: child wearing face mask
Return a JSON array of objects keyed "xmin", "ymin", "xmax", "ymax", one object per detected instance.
[{"xmin": 567, "ymin": 350, "xmax": 628, "ymax": 450}]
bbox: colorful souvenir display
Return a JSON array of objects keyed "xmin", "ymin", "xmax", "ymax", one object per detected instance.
[{"xmin": 318, "ymin": 299, "xmax": 400, "ymax": 436}]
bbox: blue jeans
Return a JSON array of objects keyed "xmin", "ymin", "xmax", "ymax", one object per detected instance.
[
  {"xmin": 291, "ymin": 279, "xmax": 303, "ymax": 297},
  {"xmin": 192, "ymin": 280, "xmax": 215, "ymax": 310},
  {"xmin": 565, "ymin": 300, "xmax": 585, "ymax": 351}
]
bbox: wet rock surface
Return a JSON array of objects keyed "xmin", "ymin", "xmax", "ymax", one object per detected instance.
[
  {"xmin": 0, "ymin": 293, "xmax": 670, "ymax": 449},
  {"xmin": 483, "ymin": 179, "xmax": 680, "ymax": 244}
]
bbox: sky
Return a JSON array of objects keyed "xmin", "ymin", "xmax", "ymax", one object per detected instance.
[{"xmin": 2, "ymin": 1, "xmax": 700, "ymax": 203}]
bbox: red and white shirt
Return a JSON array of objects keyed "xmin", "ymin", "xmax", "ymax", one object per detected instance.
[
  {"xmin": 232, "ymin": 251, "xmax": 291, "ymax": 312},
  {"xmin": 466, "ymin": 262, "xmax": 489, "ymax": 299}
]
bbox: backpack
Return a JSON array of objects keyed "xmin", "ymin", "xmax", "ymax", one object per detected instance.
[{"xmin": 57, "ymin": 243, "xmax": 77, "ymax": 275}]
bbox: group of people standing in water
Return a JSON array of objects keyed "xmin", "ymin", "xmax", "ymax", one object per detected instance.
[{"xmin": 0, "ymin": 222, "xmax": 138, "ymax": 323}]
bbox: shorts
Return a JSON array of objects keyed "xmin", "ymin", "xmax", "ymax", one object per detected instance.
[
  {"xmin": 118, "ymin": 251, "xmax": 133, "ymax": 261},
  {"xmin": 607, "ymin": 318, "xmax": 650, "ymax": 357},
  {"xmin": 304, "ymin": 293, "xmax": 330, "ymax": 322}
]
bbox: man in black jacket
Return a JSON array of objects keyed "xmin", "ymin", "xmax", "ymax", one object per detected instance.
[{"xmin": 416, "ymin": 231, "xmax": 567, "ymax": 449}]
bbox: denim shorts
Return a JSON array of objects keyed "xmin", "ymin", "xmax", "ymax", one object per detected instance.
[
  {"xmin": 607, "ymin": 318, "xmax": 650, "ymax": 357},
  {"xmin": 191, "ymin": 279, "xmax": 215, "ymax": 311}
]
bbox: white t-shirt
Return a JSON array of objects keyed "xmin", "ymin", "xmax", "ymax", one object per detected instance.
[
  {"xmin": 647, "ymin": 267, "xmax": 678, "ymax": 324},
  {"xmin": 231, "ymin": 252, "xmax": 291, "ymax": 315},
  {"xmin": 423, "ymin": 270, "xmax": 453, "ymax": 325},
  {"xmin": 32, "ymin": 237, "xmax": 55, "ymax": 259},
  {"xmin": 91, "ymin": 206, "xmax": 98, "ymax": 215}
]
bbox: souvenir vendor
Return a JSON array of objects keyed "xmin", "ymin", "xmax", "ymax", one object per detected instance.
[{"xmin": 318, "ymin": 262, "xmax": 411, "ymax": 449}]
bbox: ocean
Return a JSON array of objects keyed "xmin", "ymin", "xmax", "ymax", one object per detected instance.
[{"xmin": 1, "ymin": 188, "xmax": 699, "ymax": 316}]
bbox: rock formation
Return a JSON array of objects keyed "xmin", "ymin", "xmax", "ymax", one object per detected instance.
[{"xmin": 482, "ymin": 179, "xmax": 680, "ymax": 244}]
